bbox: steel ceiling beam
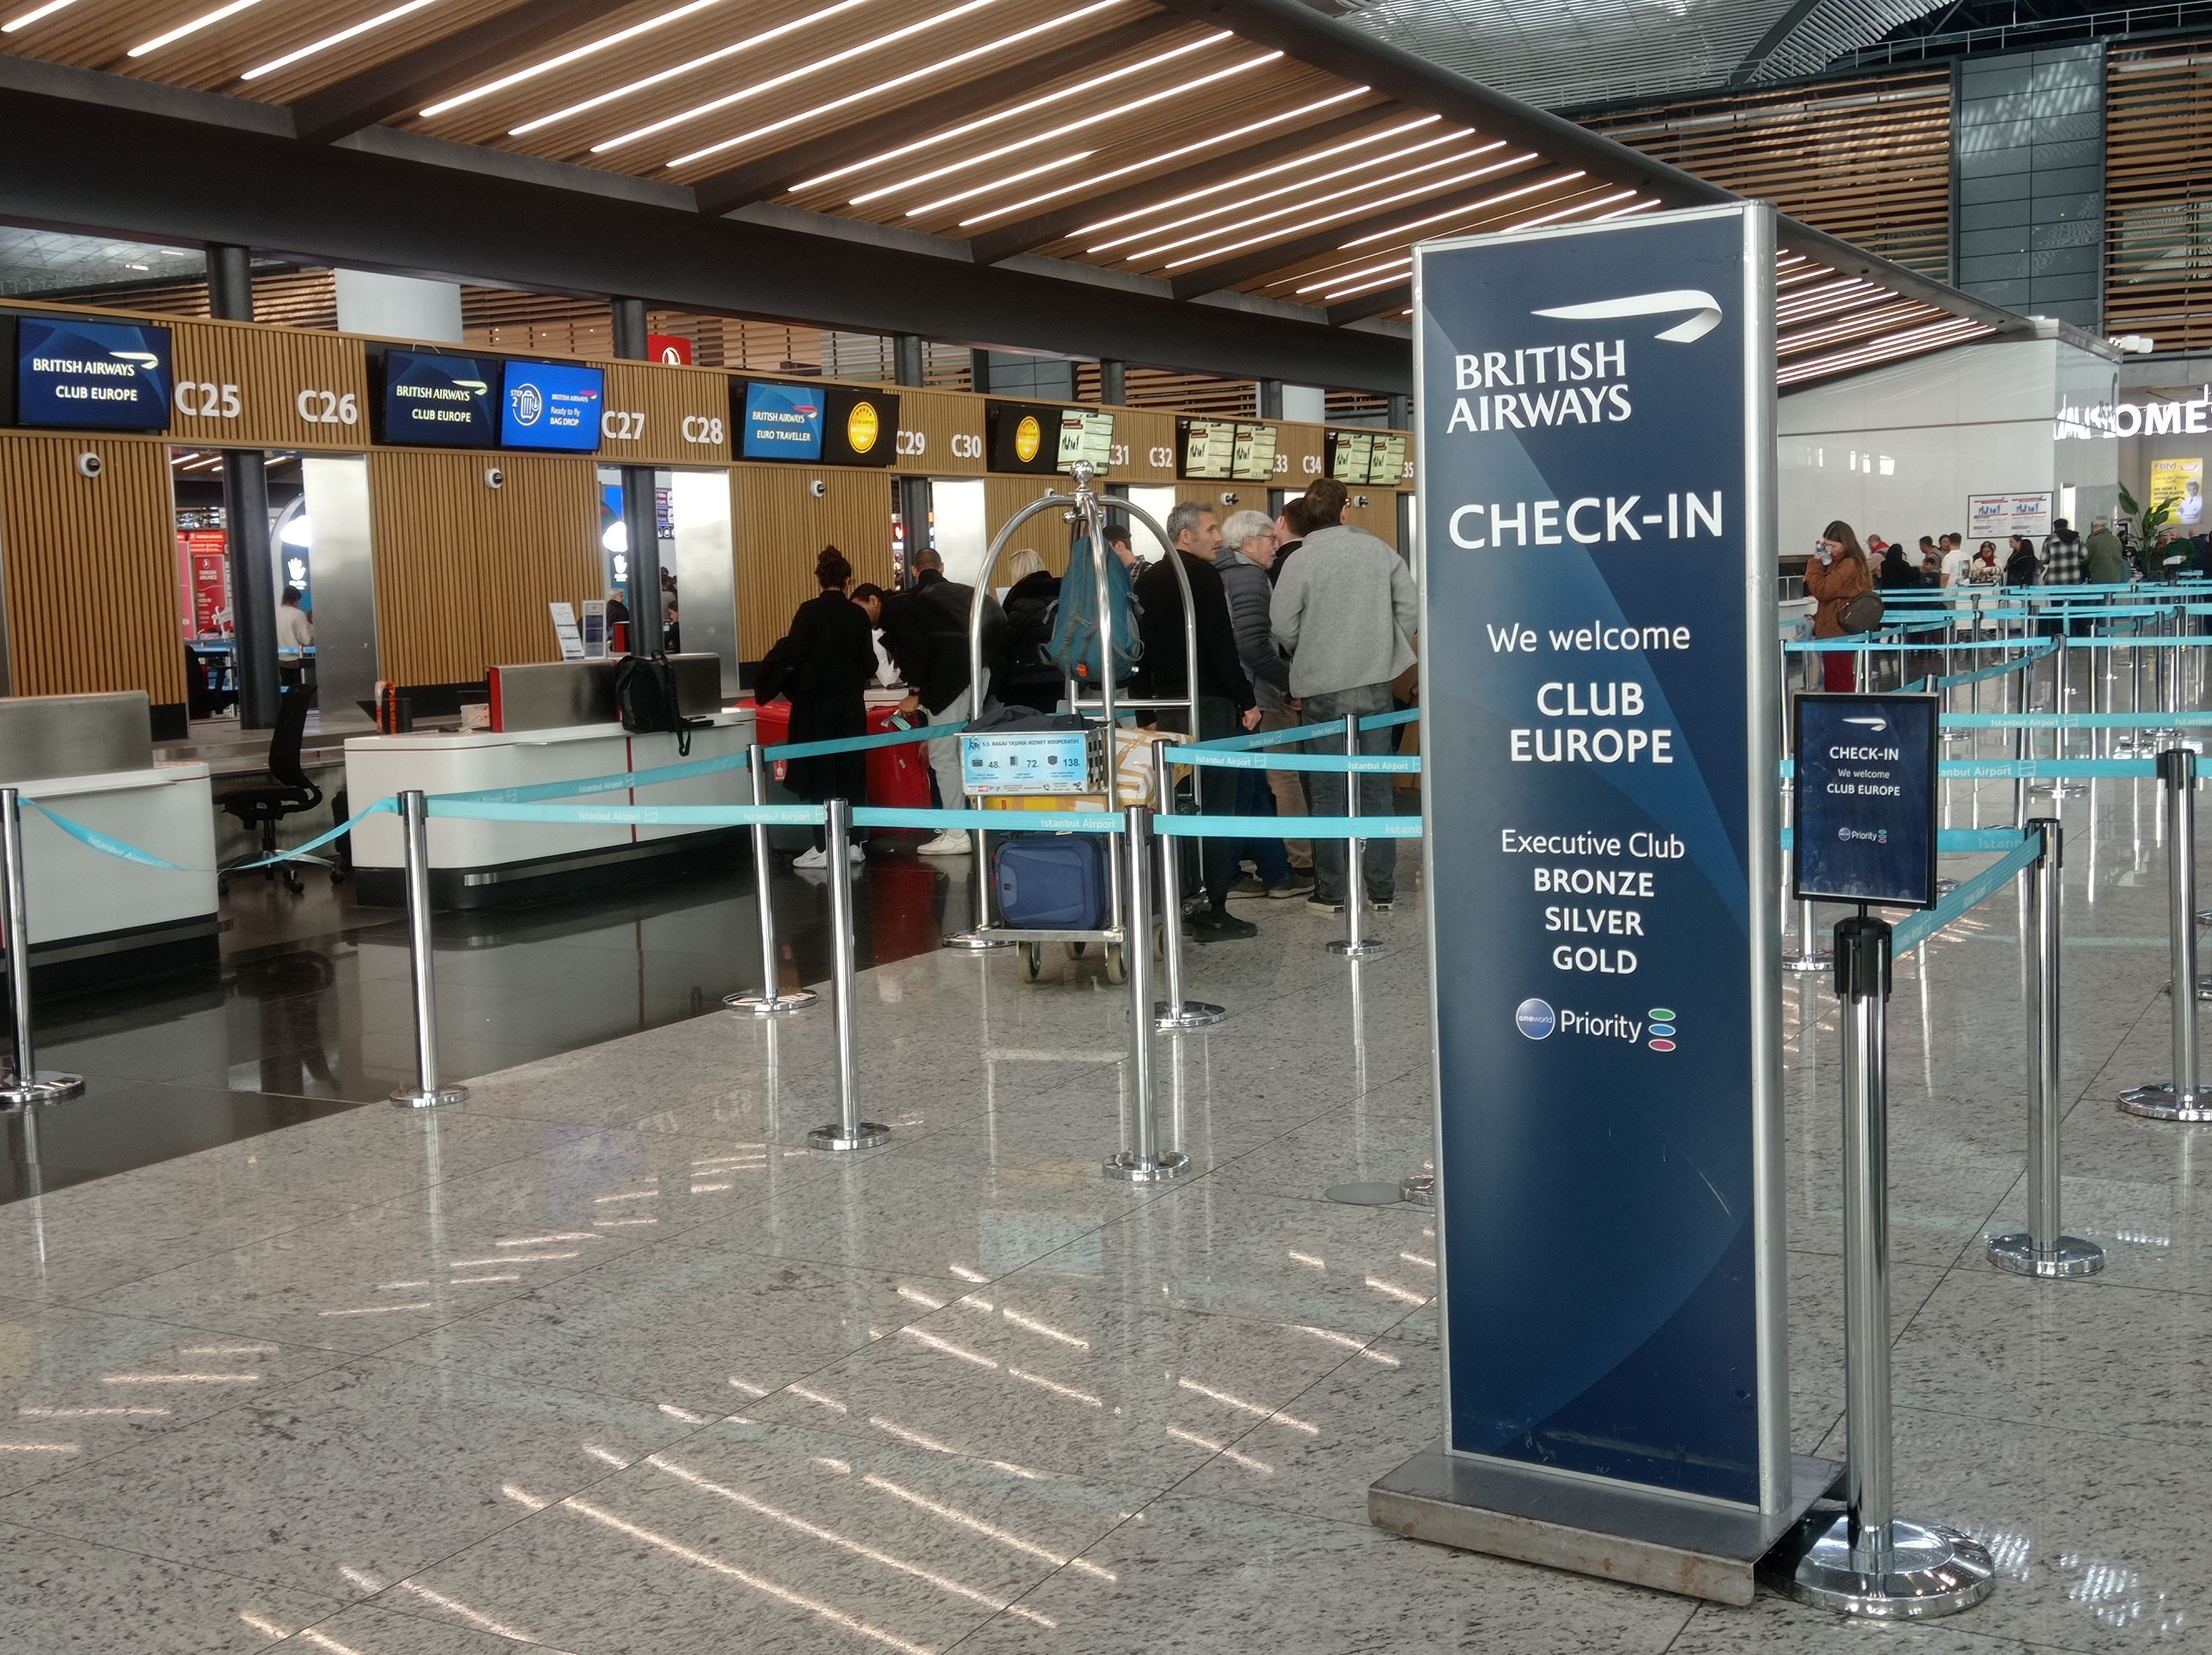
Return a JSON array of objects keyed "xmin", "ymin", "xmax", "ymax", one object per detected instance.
[
  {"xmin": 288, "ymin": 0, "xmax": 618, "ymax": 144},
  {"xmin": 1328, "ymin": 283, "xmax": 1412, "ymax": 326},
  {"xmin": 686, "ymin": 13, "xmax": 1186, "ymax": 215},
  {"xmin": 0, "ymin": 82, "xmax": 1411, "ymax": 391},
  {"xmin": 967, "ymin": 102, "xmax": 1394, "ymax": 264}
]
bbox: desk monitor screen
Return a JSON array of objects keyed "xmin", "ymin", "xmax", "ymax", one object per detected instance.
[
  {"xmin": 1329, "ymin": 428, "xmax": 1374, "ymax": 483},
  {"xmin": 1231, "ymin": 421, "xmax": 1279, "ymax": 482},
  {"xmin": 13, "ymin": 315, "xmax": 173, "ymax": 431},
  {"xmin": 742, "ymin": 381, "xmax": 825, "ymax": 460},
  {"xmin": 1057, "ymin": 408, "xmax": 1114, "ymax": 472},
  {"xmin": 1180, "ymin": 418, "xmax": 1234, "ymax": 480},
  {"xmin": 379, "ymin": 350, "xmax": 499, "ymax": 446},
  {"xmin": 502, "ymin": 360, "xmax": 604, "ymax": 451},
  {"xmin": 1368, "ymin": 431, "xmax": 1407, "ymax": 486}
]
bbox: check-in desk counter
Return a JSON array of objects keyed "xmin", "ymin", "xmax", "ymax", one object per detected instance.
[
  {"xmin": 0, "ymin": 691, "xmax": 218, "ymax": 989},
  {"xmin": 344, "ymin": 656, "xmax": 754, "ymax": 909}
]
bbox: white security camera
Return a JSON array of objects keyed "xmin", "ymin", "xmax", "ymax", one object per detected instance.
[
  {"xmin": 1354, "ymin": 493, "xmax": 1371, "ymax": 509},
  {"xmin": 483, "ymin": 466, "xmax": 505, "ymax": 490},
  {"xmin": 808, "ymin": 478, "xmax": 827, "ymax": 498},
  {"xmin": 1221, "ymin": 491, "xmax": 1239, "ymax": 506},
  {"xmin": 75, "ymin": 451, "xmax": 102, "ymax": 480}
]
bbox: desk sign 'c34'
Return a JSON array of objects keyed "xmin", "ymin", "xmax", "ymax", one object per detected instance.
[{"xmin": 1369, "ymin": 202, "xmax": 1838, "ymax": 1605}]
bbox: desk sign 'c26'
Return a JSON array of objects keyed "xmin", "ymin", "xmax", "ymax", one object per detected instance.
[
  {"xmin": 1792, "ymin": 692, "xmax": 1939, "ymax": 910},
  {"xmin": 1411, "ymin": 203, "xmax": 1793, "ymax": 1537}
]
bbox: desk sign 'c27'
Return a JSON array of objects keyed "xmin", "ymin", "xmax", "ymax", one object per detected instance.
[
  {"xmin": 1415, "ymin": 204, "xmax": 1787, "ymax": 1516},
  {"xmin": 1792, "ymin": 693, "xmax": 1939, "ymax": 910}
]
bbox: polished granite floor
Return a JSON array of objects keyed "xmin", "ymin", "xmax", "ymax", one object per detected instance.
[{"xmin": 1, "ymin": 767, "xmax": 2208, "ymax": 1652}]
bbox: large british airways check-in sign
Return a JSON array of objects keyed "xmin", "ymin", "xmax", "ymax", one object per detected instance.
[{"xmin": 1416, "ymin": 204, "xmax": 1786, "ymax": 1508}]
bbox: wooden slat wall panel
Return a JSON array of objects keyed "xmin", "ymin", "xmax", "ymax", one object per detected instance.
[
  {"xmin": 730, "ymin": 467, "xmax": 896, "ymax": 661},
  {"xmin": 168, "ymin": 317, "xmax": 371, "ymax": 452},
  {"xmin": 0, "ymin": 436, "xmax": 187, "ymax": 705},
  {"xmin": 2106, "ymin": 38, "xmax": 2212, "ymax": 352},
  {"xmin": 598, "ymin": 361, "xmax": 734, "ymax": 465},
  {"xmin": 894, "ymin": 390, "xmax": 988, "ymax": 476},
  {"xmin": 1585, "ymin": 70, "xmax": 1955, "ymax": 279},
  {"xmin": 366, "ymin": 451, "xmax": 598, "ymax": 687},
  {"xmin": 985, "ymin": 477, "xmax": 1082, "ymax": 576}
]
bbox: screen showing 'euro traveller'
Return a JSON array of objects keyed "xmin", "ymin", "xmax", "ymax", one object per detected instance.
[
  {"xmin": 380, "ymin": 351, "xmax": 499, "ymax": 446},
  {"xmin": 15, "ymin": 316, "xmax": 173, "ymax": 430},
  {"xmin": 743, "ymin": 381, "xmax": 825, "ymax": 460},
  {"xmin": 502, "ymin": 360, "xmax": 604, "ymax": 451}
]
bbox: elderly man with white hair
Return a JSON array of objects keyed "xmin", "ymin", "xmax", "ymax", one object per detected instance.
[{"xmin": 1214, "ymin": 508, "xmax": 1309, "ymax": 899}]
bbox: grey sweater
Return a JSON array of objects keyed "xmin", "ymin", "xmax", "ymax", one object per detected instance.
[
  {"xmin": 1270, "ymin": 523, "xmax": 1418, "ymax": 696},
  {"xmin": 1215, "ymin": 544, "xmax": 1290, "ymax": 711}
]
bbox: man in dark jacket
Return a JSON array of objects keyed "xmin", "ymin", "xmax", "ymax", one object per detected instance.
[
  {"xmin": 884, "ymin": 547, "xmax": 1004, "ymax": 855},
  {"xmin": 1130, "ymin": 501, "xmax": 1262, "ymax": 940},
  {"xmin": 1215, "ymin": 508, "xmax": 1308, "ymax": 899}
]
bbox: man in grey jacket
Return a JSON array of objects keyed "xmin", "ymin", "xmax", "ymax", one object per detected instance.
[
  {"xmin": 1215, "ymin": 509, "xmax": 1310, "ymax": 898},
  {"xmin": 1271, "ymin": 478, "xmax": 1418, "ymax": 913}
]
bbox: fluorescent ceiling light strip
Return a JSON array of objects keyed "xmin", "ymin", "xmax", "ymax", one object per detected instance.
[
  {"xmin": 1074, "ymin": 113, "xmax": 1436, "ymax": 238},
  {"xmin": 431, "ymin": 0, "xmax": 823, "ymax": 118},
  {"xmin": 1779, "ymin": 304, "xmax": 1932, "ymax": 355},
  {"xmin": 904, "ymin": 149, "xmax": 1094, "ymax": 217},
  {"xmin": 1777, "ymin": 319, "xmax": 1986, "ymax": 383},
  {"xmin": 1297, "ymin": 254, "xmax": 1408, "ymax": 295},
  {"xmin": 1167, "ymin": 153, "xmax": 1540, "ymax": 269},
  {"xmin": 1595, "ymin": 197, "xmax": 1661, "ymax": 221},
  {"xmin": 861, "ymin": 46, "xmax": 1270, "ymax": 208},
  {"xmin": 1499, "ymin": 186, "xmax": 1636, "ymax": 232},
  {"xmin": 1777, "ymin": 297, "xmax": 1922, "ymax": 343},
  {"xmin": 130, "ymin": 0, "xmax": 261, "ymax": 56},
  {"xmin": 1338, "ymin": 167, "xmax": 1577, "ymax": 249},
  {"xmin": 243, "ymin": 0, "xmax": 435, "ymax": 81},
  {"xmin": 2, "ymin": 0, "xmax": 77, "ymax": 32},
  {"xmin": 660, "ymin": 0, "xmax": 1121, "ymax": 168},
  {"xmin": 1321, "ymin": 267, "xmax": 1415, "ymax": 301},
  {"xmin": 957, "ymin": 82, "xmax": 1364, "ymax": 227},
  {"xmin": 1094, "ymin": 131, "xmax": 1479, "ymax": 255},
  {"xmin": 831, "ymin": 33, "xmax": 1227, "ymax": 199},
  {"xmin": 531, "ymin": 0, "xmax": 981, "ymax": 142}
]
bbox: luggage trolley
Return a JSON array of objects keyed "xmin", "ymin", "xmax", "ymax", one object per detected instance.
[{"xmin": 944, "ymin": 460, "xmax": 1200, "ymax": 983}]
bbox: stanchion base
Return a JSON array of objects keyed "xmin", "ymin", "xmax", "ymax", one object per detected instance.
[
  {"xmin": 391, "ymin": 1084, "xmax": 467, "ymax": 1110},
  {"xmin": 1985, "ymin": 1232, "xmax": 2105, "ymax": 1277},
  {"xmin": 723, "ymin": 989, "xmax": 817, "ymax": 1016},
  {"xmin": 1327, "ymin": 939, "xmax": 1387, "ymax": 958},
  {"xmin": 1399, "ymin": 1173, "xmax": 1435, "ymax": 1208},
  {"xmin": 0, "ymin": 1070, "xmax": 84, "ymax": 1106},
  {"xmin": 2118, "ymin": 1082, "xmax": 2212, "ymax": 1122},
  {"xmin": 1760, "ymin": 1512, "xmax": 1996, "ymax": 1620},
  {"xmin": 2197, "ymin": 907, "xmax": 2212, "ymax": 928},
  {"xmin": 941, "ymin": 931, "xmax": 1016, "ymax": 951},
  {"xmin": 1153, "ymin": 1000, "xmax": 1226, "ymax": 1030},
  {"xmin": 1326, "ymin": 1180, "xmax": 1404, "ymax": 1205},
  {"xmin": 807, "ymin": 1121, "xmax": 891, "ymax": 1151},
  {"xmin": 1783, "ymin": 950, "xmax": 1834, "ymax": 975},
  {"xmin": 1935, "ymin": 877, "xmax": 1960, "ymax": 897},
  {"xmin": 1103, "ymin": 1149, "xmax": 1191, "ymax": 1183},
  {"xmin": 2155, "ymin": 976, "xmax": 2212, "ymax": 1001}
]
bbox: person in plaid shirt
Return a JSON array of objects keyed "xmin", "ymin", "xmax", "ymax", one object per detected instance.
[{"xmin": 2042, "ymin": 519, "xmax": 2086, "ymax": 585}]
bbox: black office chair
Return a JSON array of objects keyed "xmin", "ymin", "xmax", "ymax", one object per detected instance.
[{"xmin": 217, "ymin": 688, "xmax": 332, "ymax": 895}]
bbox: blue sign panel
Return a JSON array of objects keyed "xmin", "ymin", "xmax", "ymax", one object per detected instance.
[
  {"xmin": 378, "ymin": 350, "xmax": 499, "ymax": 447},
  {"xmin": 1794, "ymin": 693, "xmax": 1938, "ymax": 909},
  {"xmin": 1417, "ymin": 205, "xmax": 1781, "ymax": 1506},
  {"xmin": 502, "ymin": 360, "xmax": 604, "ymax": 451},
  {"xmin": 742, "ymin": 381, "xmax": 824, "ymax": 460},
  {"xmin": 15, "ymin": 316, "xmax": 173, "ymax": 430}
]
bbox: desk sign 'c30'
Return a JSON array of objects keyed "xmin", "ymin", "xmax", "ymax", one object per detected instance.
[{"xmin": 1370, "ymin": 202, "xmax": 1836, "ymax": 1605}]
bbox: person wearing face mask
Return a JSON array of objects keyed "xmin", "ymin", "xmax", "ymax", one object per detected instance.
[{"xmin": 1803, "ymin": 521, "xmax": 1873, "ymax": 691}]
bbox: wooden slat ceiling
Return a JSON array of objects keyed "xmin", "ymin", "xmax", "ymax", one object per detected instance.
[
  {"xmin": 2105, "ymin": 34, "xmax": 2212, "ymax": 354},
  {"xmin": 0, "ymin": 0, "xmax": 2013, "ymax": 388}
]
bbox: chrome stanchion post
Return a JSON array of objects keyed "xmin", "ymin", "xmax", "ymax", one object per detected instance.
[
  {"xmin": 1152, "ymin": 743, "xmax": 1223, "ymax": 1029},
  {"xmin": 0, "ymin": 788, "xmax": 82, "ymax": 1107},
  {"xmin": 1786, "ymin": 896, "xmax": 1833, "ymax": 973},
  {"xmin": 806, "ymin": 799, "xmax": 889, "ymax": 1151},
  {"xmin": 2122, "ymin": 749, "xmax": 2212, "ymax": 1118},
  {"xmin": 1105, "ymin": 805, "xmax": 1188, "ymax": 1182},
  {"xmin": 389, "ymin": 789, "xmax": 466, "ymax": 1110},
  {"xmin": 726, "ymin": 744, "xmax": 818, "ymax": 1014},
  {"xmin": 1989, "ymin": 820, "xmax": 2103, "ymax": 1276},
  {"xmin": 1765, "ymin": 916, "xmax": 1996, "ymax": 1616},
  {"xmin": 1328, "ymin": 713, "xmax": 1384, "ymax": 959}
]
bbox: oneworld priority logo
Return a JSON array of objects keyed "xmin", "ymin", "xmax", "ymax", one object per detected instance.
[
  {"xmin": 1515, "ymin": 998, "xmax": 1556, "ymax": 1039},
  {"xmin": 1647, "ymin": 1007, "xmax": 1678, "ymax": 1053}
]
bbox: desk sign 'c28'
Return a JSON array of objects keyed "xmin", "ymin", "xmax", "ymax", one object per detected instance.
[
  {"xmin": 1792, "ymin": 693, "xmax": 1939, "ymax": 910},
  {"xmin": 1373, "ymin": 202, "xmax": 1837, "ymax": 1604}
]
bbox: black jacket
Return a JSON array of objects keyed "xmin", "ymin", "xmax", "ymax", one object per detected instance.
[
  {"xmin": 1129, "ymin": 550, "xmax": 1255, "ymax": 712},
  {"xmin": 883, "ymin": 570, "xmax": 1005, "ymax": 712},
  {"xmin": 998, "ymin": 569, "xmax": 1063, "ymax": 709},
  {"xmin": 775, "ymin": 590, "xmax": 875, "ymax": 802}
]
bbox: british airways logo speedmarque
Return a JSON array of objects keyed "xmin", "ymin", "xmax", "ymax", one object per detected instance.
[{"xmin": 1443, "ymin": 289, "xmax": 1724, "ymax": 435}]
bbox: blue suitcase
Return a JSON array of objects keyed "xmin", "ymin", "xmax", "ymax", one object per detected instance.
[{"xmin": 994, "ymin": 835, "xmax": 1108, "ymax": 929}]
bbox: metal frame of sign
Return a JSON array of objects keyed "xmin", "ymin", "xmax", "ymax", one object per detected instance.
[
  {"xmin": 1791, "ymin": 691, "xmax": 1939, "ymax": 910},
  {"xmin": 1376, "ymin": 201, "xmax": 1829, "ymax": 1601}
]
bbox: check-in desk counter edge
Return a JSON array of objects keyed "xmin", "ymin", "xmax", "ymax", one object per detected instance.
[{"xmin": 344, "ymin": 708, "xmax": 757, "ymax": 910}]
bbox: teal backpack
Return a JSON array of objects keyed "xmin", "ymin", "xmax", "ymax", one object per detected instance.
[{"xmin": 1044, "ymin": 536, "xmax": 1144, "ymax": 686}]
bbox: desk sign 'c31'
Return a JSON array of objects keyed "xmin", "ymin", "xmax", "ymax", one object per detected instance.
[{"xmin": 1370, "ymin": 202, "xmax": 1839, "ymax": 1605}]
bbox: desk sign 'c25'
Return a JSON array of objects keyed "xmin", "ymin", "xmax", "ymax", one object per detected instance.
[
  {"xmin": 1792, "ymin": 693, "xmax": 1939, "ymax": 910},
  {"xmin": 1415, "ymin": 204, "xmax": 1787, "ymax": 1516}
]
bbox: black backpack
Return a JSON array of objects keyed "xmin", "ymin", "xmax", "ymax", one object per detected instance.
[{"xmin": 615, "ymin": 653, "xmax": 698, "ymax": 754}]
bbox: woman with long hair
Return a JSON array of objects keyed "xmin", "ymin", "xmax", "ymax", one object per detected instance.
[
  {"xmin": 1803, "ymin": 519, "xmax": 1872, "ymax": 691},
  {"xmin": 767, "ymin": 547, "xmax": 875, "ymax": 868}
]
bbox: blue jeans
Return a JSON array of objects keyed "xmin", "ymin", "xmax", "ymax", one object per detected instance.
[
  {"xmin": 1301, "ymin": 683, "xmax": 1398, "ymax": 903},
  {"xmin": 1231, "ymin": 768, "xmax": 1291, "ymax": 886}
]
